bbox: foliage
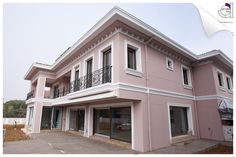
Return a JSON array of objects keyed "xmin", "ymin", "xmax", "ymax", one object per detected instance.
[{"xmin": 3, "ymin": 100, "xmax": 27, "ymax": 118}]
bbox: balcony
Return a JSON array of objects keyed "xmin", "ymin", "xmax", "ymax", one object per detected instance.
[
  {"xmin": 52, "ymin": 65, "xmax": 112, "ymax": 98},
  {"xmin": 26, "ymin": 90, "xmax": 34, "ymax": 100}
]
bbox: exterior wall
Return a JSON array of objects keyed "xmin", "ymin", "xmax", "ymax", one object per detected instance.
[
  {"xmin": 212, "ymin": 63, "xmax": 233, "ymax": 98},
  {"xmin": 147, "ymin": 47, "xmax": 193, "ymax": 96},
  {"xmin": 117, "ymin": 34, "xmax": 147, "ymax": 87},
  {"xmin": 149, "ymin": 94, "xmax": 198, "ymax": 150},
  {"xmin": 192, "ymin": 63, "xmax": 216, "ymax": 96},
  {"xmin": 196, "ymin": 99, "xmax": 224, "ymax": 141}
]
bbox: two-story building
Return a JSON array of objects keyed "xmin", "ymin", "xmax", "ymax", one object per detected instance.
[{"xmin": 24, "ymin": 7, "xmax": 233, "ymax": 152}]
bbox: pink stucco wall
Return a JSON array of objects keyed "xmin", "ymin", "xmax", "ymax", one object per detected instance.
[{"xmin": 196, "ymin": 99, "xmax": 224, "ymax": 141}]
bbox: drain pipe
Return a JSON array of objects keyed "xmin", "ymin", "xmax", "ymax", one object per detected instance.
[{"xmin": 144, "ymin": 36, "xmax": 154, "ymax": 151}]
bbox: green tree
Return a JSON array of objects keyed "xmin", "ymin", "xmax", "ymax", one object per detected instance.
[{"xmin": 3, "ymin": 100, "xmax": 27, "ymax": 118}]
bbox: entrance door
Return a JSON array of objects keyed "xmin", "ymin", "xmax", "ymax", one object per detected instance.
[
  {"xmin": 69, "ymin": 110, "xmax": 78, "ymax": 131},
  {"xmin": 52, "ymin": 107, "xmax": 63, "ymax": 129},
  {"xmin": 41, "ymin": 107, "xmax": 52, "ymax": 130},
  {"xmin": 78, "ymin": 109, "xmax": 85, "ymax": 131},
  {"xmin": 94, "ymin": 108, "xmax": 110, "ymax": 136}
]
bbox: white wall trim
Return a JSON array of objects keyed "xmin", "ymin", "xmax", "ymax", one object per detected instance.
[
  {"xmin": 167, "ymin": 103, "xmax": 194, "ymax": 143},
  {"xmin": 124, "ymin": 40, "xmax": 143, "ymax": 73}
]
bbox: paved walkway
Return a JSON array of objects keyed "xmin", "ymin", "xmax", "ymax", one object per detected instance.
[{"xmin": 3, "ymin": 131, "xmax": 231, "ymax": 154}]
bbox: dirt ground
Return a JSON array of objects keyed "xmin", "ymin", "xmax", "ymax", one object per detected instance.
[
  {"xmin": 3, "ymin": 125, "xmax": 30, "ymax": 142},
  {"xmin": 200, "ymin": 144, "xmax": 233, "ymax": 154}
]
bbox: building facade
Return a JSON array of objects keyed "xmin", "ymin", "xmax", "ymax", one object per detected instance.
[{"xmin": 24, "ymin": 7, "xmax": 233, "ymax": 152}]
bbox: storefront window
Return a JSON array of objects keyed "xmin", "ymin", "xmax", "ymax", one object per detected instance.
[{"xmin": 94, "ymin": 108, "xmax": 110, "ymax": 136}]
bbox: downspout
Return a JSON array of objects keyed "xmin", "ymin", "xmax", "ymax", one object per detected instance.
[{"xmin": 144, "ymin": 36, "xmax": 154, "ymax": 151}]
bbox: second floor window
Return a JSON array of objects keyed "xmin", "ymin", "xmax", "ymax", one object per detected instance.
[
  {"xmin": 86, "ymin": 58, "xmax": 93, "ymax": 88},
  {"xmin": 226, "ymin": 76, "xmax": 232, "ymax": 90},
  {"xmin": 217, "ymin": 71, "xmax": 224, "ymax": 87},
  {"xmin": 127, "ymin": 47, "xmax": 137, "ymax": 70},
  {"xmin": 181, "ymin": 65, "xmax": 192, "ymax": 87}
]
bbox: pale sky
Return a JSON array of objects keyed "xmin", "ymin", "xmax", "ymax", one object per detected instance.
[{"xmin": 3, "ymin": 3, "xmax": 233, "ymax": 101}]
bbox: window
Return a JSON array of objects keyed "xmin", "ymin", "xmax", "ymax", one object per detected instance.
[
  {"xmin": 28, "ymin": 107, "xmax": 34, "ymax": 126},
  {"xmin": 170, "ymin": 106, "xmax": 189, "ymax": 137},
  {"xmin": 74, "ymin": 68, "xmax": 80, "ymax": 91},
  {"xmin": 127, "ymin": 47, "xmax": 137, "ymax": 70},
  {"xmin": 217, "ymin": 71, "xmax": 224, "ymax": 87},
  {"xmin": 102, "ymin": 48, "xmax": 112, "ymax": 83},
  {"xmin": 181, "ymin": 65, "xmax": 192, "ymax": 87},
  {"xmin": 86, "ymin": 58, "xmax": 93, "ymax": 88},
  {"xmin": 166, "ymin": 57, "xmax": 174, "ymax": 71},
  {"xmin": 125, "ymin": 40, "xmax": 142, "ymax": 77},
  {"xmin": 226, "ymin": 76, "xmax": 232, "ymax": 90}
]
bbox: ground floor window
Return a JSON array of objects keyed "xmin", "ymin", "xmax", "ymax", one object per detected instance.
[
  {"xmin": 28, "ymin": 107, "xmax": 34, "ymax": 126},
  {"xmin": 69, "ymin": 109, "xmax": 85, "ymax": 131},
  {"xmin": 52, "ymin": 108, "xmax": 63, "ymax": 129},
  {"xmin": 93, "ymin": 107, "xmax": 131, "ymax": 143},
  {"xmin": 170, "ymin": 106, "xmax": 189, "ymax": 137},
  {"xmin": 41, "ymin": 107, "xmax": 52, "ymax": 129}
]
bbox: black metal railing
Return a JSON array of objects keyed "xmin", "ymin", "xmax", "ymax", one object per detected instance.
[
  {"xmin": 52, "ymin": 65, "xmax": 112, "ymax": 98},
  {"xmin": 70, "ymin": 65, "xmax": 112, "ymax": 93},
  {"xmin": 26, "ymin": 90, "xmax": 35, "ymax": 100}
]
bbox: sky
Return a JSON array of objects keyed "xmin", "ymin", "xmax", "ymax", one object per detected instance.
[{"xmin": 3, "ymin": 3, "xmax": 233, "ymax": 101}]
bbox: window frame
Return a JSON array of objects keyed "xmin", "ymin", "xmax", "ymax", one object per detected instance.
[
  {"xmin": 216, "ymin": 69, "xmax": 226, "ymax": 91},
  {"xmin": 124, "ymin": 40, "xmax": 143, "ymax": 77},
  {"xmin": 225, "ymin": 74, "xmax": 233, "ymax": 92},
  {"xmin": 167, "ymin": 103, "xmax": 194, "ymax": 142},
  {"xmin": 181, "ymin": 65, "xmax": 192, "ymax": 89},
  {"xmin": 166, "ymin": 57, "xmax": 174, "ymax": 71}
]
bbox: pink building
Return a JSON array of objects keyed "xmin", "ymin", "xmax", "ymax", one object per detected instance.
[{"xmin": 24, "ymin": 7, "xmax": 233, "ymax": 152}]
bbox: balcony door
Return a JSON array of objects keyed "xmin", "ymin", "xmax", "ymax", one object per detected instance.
[
  {"xmin": 86, "ymin": 58, "xmax": 93, "ymax": 88},
  {"xmin": 52, "ymin": 107, "xmax": 63, "ymax": 129},
  {"xmin": 102, "ymin": 48, "xmax": 111, "ymax": 83}
]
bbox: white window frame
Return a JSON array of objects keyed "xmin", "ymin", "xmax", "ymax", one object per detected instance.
[
  {"xmin": 124, "ymin": 40, "xmax": 143, "ymax": 77},
  {"xmin": 28, "ymin": 106, "xmax": 34, "ymax": 127},
  {"xmin": 166, "ymin": 57, "xmax": 174, "ymax": 71},
  {"xmin": 71, "ymin": 62, "xmax": 81, "ymax": 82},
  {"xmin": 98, "ymin": 41, "xmax": 114, "ymax": 83},
  {"xmin": 167, "ymin": 103, "xmax": 194, "ymax": 143},
  {"xmin": 83, "ymin": 54, "xmax": 95, "ymax": 76},
  {"xmin": 225, "ymin": 74, "xmax": 233, "ymax": 92},
  {"xmin": 181, "ymin": 64, "xmax": 192, "ymax": 89},
  {"xmin": 216, "ymin": 69, "xmax": 226, "ymax": 91}
]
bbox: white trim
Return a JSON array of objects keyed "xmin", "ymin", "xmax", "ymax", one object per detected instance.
[
  {"xmin": 195, "ymin": 95, "xmax": 233, "ymax": 101},
  {"xmin": 131, "ymin": 103, "xmax": 134, "ymax": 150},
  {"xmin": 216, "ymin": 68, "xmax": 225, "ymax": 90},
  {"xmin": 167, "ymin": 103, "xmax": 194, "ymax": 143},
  {"xmin": 166, "ymin": 57, "xmax": 174, "ymax": 71},
  {"xmin": 181, "ymin": 64, "xmax": 192, "ymax": 88},
  {"xmin": 225, "ymin": 74, "xmax": 233, "ymax": 92},
  {"xmin": 71, "ymin": 62, "xmax": 81, "ymax": 82},
  {"xmin": 124, "ymin": 40, "xmax": 143, "ymax": 74},
  {"xmin": 83, "ymin": 54, "xmax": 95, "ymax": 76}
]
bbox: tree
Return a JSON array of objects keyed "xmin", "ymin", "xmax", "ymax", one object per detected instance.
[{"xmin": 3, "ymin": 100, "xmax": 27, "ymax": 118}]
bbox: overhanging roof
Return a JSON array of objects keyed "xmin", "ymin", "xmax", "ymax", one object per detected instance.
[{"xmin": 24, "ymin": 6, "xmax": 233, "ymax": 80}]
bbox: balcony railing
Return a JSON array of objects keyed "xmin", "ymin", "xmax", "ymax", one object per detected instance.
[
  {"xmin": 26, "ymin": 90, "xmax": 34, "ymax": 100},
  {"xmin": 53, "ymin": 65, "xmax": 112, "ymax": 98}
]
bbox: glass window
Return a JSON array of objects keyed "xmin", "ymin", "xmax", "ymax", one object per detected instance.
[
  {"xmin": 28, "ymin": 107, "xmax": 34, "ymax": 126},
  {"xmin": 226, "ymin": 77, "xmax": 232, "ymax": 90},
  {"xmin": 127, "ymin": 47, "xmax": 137, "ymax": 70},
  {"xmin": 111, "ymin": 107, "xmax": 131, "ymax": 143},
  {"xmin": 78, "ymin": 109, "xmax": 85, "ymax": 131},
  {"xmin": 218, "ymin": 72, "xmax": 224, "ymax": 87},
  {"xmin": 41, "ymin": 107, "xmax": 52, "ymax": 129},
  {"xmin": 166, "ymin": 58, "xmax": 174, "ymax": 70},
  {"xmin": 183, "ymin": 68, "xmax": 189, "ymax": 85},
  {"xmin": 52, "ymin": 108, "xmax": 62, "ymax": 129},
  {"xmin": 69, "ymin": 110, "xmax": 78, "ymax": 131},
  {"xmin": 102, "ymin": 48, "xmax": 112, "ymax": 83},
  {"xmin": 94, "ymin": 109, "xmax": 110, "ymax": 136},
  {"xmin": 86, "ymin": 58, "xmax": 93, "ymax": 88},
  {"xmin": 170, "ymin": 106, "xmax": 189, "ymax": 137}
]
